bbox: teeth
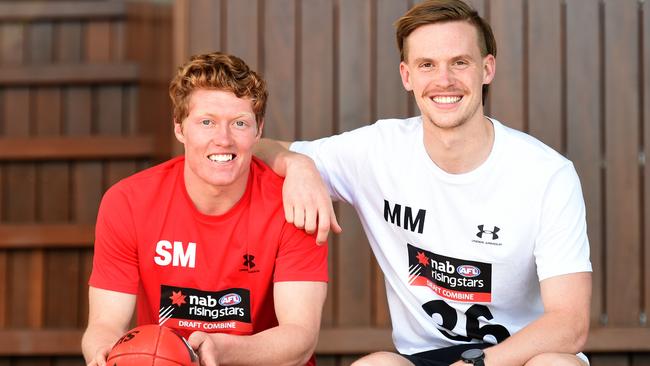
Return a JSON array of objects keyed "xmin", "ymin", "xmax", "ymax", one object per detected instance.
[
  {"xmin": 208, "ymin": 154, "xmax": 234, "ymax": 162},
  {"xmin": 432, "ymin": 96, "xmax": 462, "ymax": 104}
]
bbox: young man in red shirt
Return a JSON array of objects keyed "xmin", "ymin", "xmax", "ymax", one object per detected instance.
[{"xmin": 82, "ymin": 52, "xmax": 328, "ymax": 366}]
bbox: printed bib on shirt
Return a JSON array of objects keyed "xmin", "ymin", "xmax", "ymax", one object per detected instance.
[
  {"xmin": 407, "ymin": 243, "xmax": 492, "ymax": 302},
  {"xmin": 159, "ymin": 285, "xmax": 252, "ymax": 334}
]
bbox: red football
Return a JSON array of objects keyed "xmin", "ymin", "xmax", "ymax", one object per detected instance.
[{"xmin": 107, "ymin": 324, "xmax": 199, "ymax": 366}]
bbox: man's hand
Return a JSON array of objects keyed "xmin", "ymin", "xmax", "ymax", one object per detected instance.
[
  {"xmin": 188, "ymin": 331, "xmax": 219, "ymax": 366},
  {"xmin": 284, "ymin": 154, "xmax": 342, "ymax": 244},
  {"xmin": 86, "ymin": 344, "xmax": 111, "ymax": 366}
]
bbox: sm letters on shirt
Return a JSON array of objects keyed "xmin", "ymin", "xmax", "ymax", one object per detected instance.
[{"xmin": 154, "ymin": 240, "xmax": 196, "ymax": 268}]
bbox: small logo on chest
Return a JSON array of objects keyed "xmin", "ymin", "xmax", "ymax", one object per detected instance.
[
  {"xmin": 472, "ymin": 225, "xmax": 503, "ymax": 246},
  {"xmin": 240, "ymin": 254, "xmax": 259, "ymax": 273}
]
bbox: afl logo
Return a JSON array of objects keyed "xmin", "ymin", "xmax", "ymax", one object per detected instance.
[
  {"xmin": 219, "ymin": 293, "xmax": 242, "ymax": 306},
  {"xmin": 457, "ymin": 265, "xmax": 481, "ymax": 278}
]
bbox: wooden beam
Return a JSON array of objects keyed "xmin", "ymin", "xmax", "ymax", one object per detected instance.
[
  {"xmin": 0, "ymin": 330, "xmax": 83, "ymax": 355},
  {"xmin": 0, "ymin": 136, "xmax": 155, "ymax": 160},
  {"xmin": 0, "ymin": 224, "xmax": 94, "ymax": 249},
  {"xmin": 585, "ymin": 327, "xmax": 650, "ymax": 352},
  {"xmin": 0, "ymin": 64, "xmax": 139, "ymax": 86},
  {"xmin": 0, "ymin": 327, "xmax": 649, "ymax": 355},
  {"xmin": 316, "ymin": 328, "xmax": 394, "ymax": 354},
  {"xmin": 315, "ymin": 327, "xmax": 650, "ymax": 354},
  {"xmin": 0, "ymin": 2, "xmax": 125, "ymax": 21}
]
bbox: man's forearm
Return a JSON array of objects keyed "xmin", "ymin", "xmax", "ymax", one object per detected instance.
[
  {"xmin": 209, "ymin": 323, "xmax": 318, "ymax": 366},
  {"xmin": 253, "ymin": 138, "xmax": 294, "ymax": 176},
  {"xmin": 478, "ymin": 310, "xmax": 588, "ymax": 366}
]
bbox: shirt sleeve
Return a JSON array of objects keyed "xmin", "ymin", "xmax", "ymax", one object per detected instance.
[
  {"xmin": 290, "ymin": 124, "xmax": 377, "ymax": 204},
  {"xmin": 534, "ymin": 163, "xmax": 592, "ymax": 281},
  {"xmin": 274, "ymin": 223, "xmax": 328, "ymax": 283},
  {"xmin": 88, "ymin": 184, "xmax": 140, "ymax": 294}
]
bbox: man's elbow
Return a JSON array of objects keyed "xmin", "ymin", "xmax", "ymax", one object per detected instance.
[
  {"xmin": 284, "ymin": 327, "xmax": 319, "ymax": 366},
  {"xmin": 566, "ymin": 313, "xmax": 590, "ymax": 353}
]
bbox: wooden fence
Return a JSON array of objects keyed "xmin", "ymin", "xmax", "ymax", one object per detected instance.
[{"xmin": 1, "ymin": 0, "xmax": 650, "ymax": 365}]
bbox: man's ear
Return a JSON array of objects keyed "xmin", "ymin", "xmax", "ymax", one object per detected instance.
[
  {"xmin": 399, "ymin": 61, "xmax": 413, "ymax": 92},
  {"xmin": 174, "ymin": 121, "xmax": 185, "ymax": 144},
  {"xmin": 482, "ymin": 54, "xmax": 496, "ymax": 85}
]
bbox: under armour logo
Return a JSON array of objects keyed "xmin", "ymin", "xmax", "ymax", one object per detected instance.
[
  {"xmin": 243, "ymin": 254, "xmax": 256, "ymax": 269},
  {"xmin": 477, "ymin": 225, "xmax": 500, "ymax": 240}
]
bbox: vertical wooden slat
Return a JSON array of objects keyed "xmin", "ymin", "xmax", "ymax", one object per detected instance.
[
  {"xmin": 1, "ymin": 23, "xmax": 25, "ymax": 65},
  {"xmin": 527, "ymin": 0, "xmax": 562, "ymax": 151},
  {"xmin": 188, "ymin": 0, "xmax": 221, "ymax": 56},
  {"xmin": 112, "ymin": 20, "xmax": 126, "ymax": 62},
  {"xmin": 31, "ymin": 22, "xmax": 59, "ymax": 336},
  {"xmin": 643, "ymin": 0, "xmax": 650, "ymax": 330},
  {"xmin": 106, "ymin": 161, "xmax": 138, "ymax": 188},
  {"xmin": 300, "ymin": 0, "xmax": 335, "ymax": 326},
  {"xmin": 373, "ymin": 0, "xmax": 410, "ymax": 327},
  {"xmin": 28, "ymin": 19, "xmax": 60, "ymax": 333},
  {"xmin": 56, "ymin": 22, "xmax": 82, "ymax": 63},
  {"xmin": 173, "ymin": 0, "xmax": 190, "ymax": 69},
  {"xmin": 603, "ymin": 0, "xmax": 641, "ymax": 327},
  {"xmin": 337, "ymin": 0, "xmax": 373, "ymax": 327},
  {"xmin": 1, "ymin": 20, "xmax": 43, "ymax": 330},
  {"xmin": 95, "ymin": 87, "xmax": 123, "ymax": 136},
  {"xmin": 488, "ymin": 0, "xmax": 525, "ymax": 131},
  {"xmin": 85, "ymin": 21, "xmax": 111, "ymax": 62},
  {"xmin": 225, "ymin": 0, "xmax": 259, "ymax": 70},
  {"xmin": 376, "ymin": 0, "xmax": 409, "ymax": 121},
  {"xmin": 0, "ymin": 249, "xmax": 5, "ymax": 327},
  {"xmin": 30, "ymin": 22, "xmax": 53, "ymax": 65},
  {"xmin": 263, "ymin": 0, "xmax": 296, "ymax": 140},
  {"xmin": 300, "ymin": 0, "xmax": 334, "ymax": 141},
  {"xmin": 565, "ymin": 0, "xmax": 604, "ymax": 327}
]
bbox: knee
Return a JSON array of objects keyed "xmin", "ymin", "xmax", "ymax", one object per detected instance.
[
  {"xmin": 525, "ymin": 353, "xmax": 587, "ymax": 366},
  {"xmin": 351, "ymin": 352, "xmax": 407, "ymax": 366}
]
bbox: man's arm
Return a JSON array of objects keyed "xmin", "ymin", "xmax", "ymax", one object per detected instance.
[
  {"xmin": 452, "ymin": 272, "xmax": 591, "ymax": 366},
  {"xmin": 255, "ymin": 138, "xmax": 341, "ymax": 243},
  {"xmin": 188, "ymin": 281, "xmax": 327, "ymax": 366},
  {"xmin": 81, "ymin": 287, "xmax": 136, "ymax": 366}
]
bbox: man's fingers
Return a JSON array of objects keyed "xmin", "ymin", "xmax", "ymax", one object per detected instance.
[
  {"xmin": 293, "ymin": 207, "xmax": 306, "ymax": 229},
  {"xmin": 330, "ymin": 206, "xmax": 342, "ymax": 234},
  {"xmin": 284, "ymin": 204, "xmax": 294, "ymax": 224},
  {"xmin": 187, "ymin": 331, "xmax": 205, "ymax": 349},
  {"xmin": 304, "ymin": 208, "xmax": 318, "ymax": 234}
]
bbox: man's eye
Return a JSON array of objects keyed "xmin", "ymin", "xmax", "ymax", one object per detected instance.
[
  {"xmin": 234, "ymin": 120, "xmax": 246, "ymax": 127},
  {"xmin": 201, "ymin": 119, "xmax": 212, "ymax": 126},
  {"xmin": 421, "ymin": 62, "xmax": 432, "ymax": 68}
]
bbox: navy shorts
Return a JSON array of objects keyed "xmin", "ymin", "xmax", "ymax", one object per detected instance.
[{"xmin": 401, "ymin": 343, "xmax": 491, "ymax": 366}]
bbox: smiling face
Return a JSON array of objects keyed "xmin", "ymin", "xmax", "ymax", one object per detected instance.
[
  {"xmin": 399, "ymin": 21, "xmax": 495, "ymax": 131},
  {"xmin": 174, "ymin": 89, "xmax": 262, "ymax": 196}
]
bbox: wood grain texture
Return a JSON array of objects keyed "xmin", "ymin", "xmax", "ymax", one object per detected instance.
[
  {"xmin": 603, "ymin": 0, "xmax": 641, "ymax": 327},
  {"xmin": 565, "ymin": 0, "xmax": 603, "ymax": 327}
]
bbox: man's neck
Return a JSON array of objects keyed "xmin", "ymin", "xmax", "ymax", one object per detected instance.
[
  {"xmin": 422, "ymin": 115, "xmax": 494, "ymax": 174},
  {"xmin": 184, "ymin": 171, "xmax": 248, "ymax": 216}
]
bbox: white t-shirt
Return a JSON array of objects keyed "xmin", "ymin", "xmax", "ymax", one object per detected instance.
[{"xmin": 291, "ymin": 117, "xmax": 592, "ymax": 354}]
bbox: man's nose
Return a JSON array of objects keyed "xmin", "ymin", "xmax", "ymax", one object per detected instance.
[
  {"xmin": 211, "ymin": 123, "xmax": 233, "ymax": 145},
  {"xmin": 433, "ymin": 65, "xmax": 455, "ymax": 88}
]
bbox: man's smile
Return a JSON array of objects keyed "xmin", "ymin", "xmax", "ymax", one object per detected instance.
[{"xmin": 207, "ymin": 153, "xmax": 236, "ymax": 163}]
